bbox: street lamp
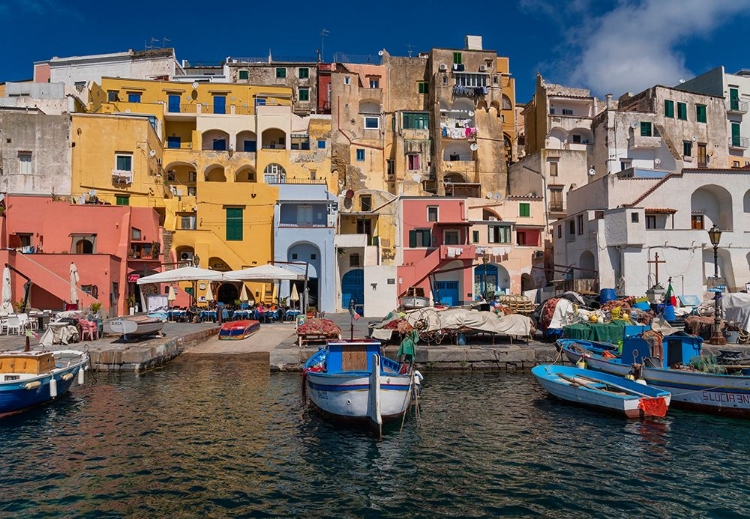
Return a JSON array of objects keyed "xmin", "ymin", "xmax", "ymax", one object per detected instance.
[
  {"xmin": 707, "ymin": 225, "xmax": 726, "ymax": 345},
  {"xmin": 482, "ymin": 255, "xmax": 489, "ymax": 301}
]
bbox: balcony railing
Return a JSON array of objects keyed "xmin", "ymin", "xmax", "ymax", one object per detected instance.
[
  {"xmin": 730, "ymin": 136, "xmax": 749, "ymax": 149},
  {"xmin": 439, "ymin": 244, "xmax": 476, "ymax": 260},
  {"xmin": 549, "ymin": 202, "xmax": 564, "ymax": 212},
  {"xmin": 112, "ymin": 169, "xmax": 133, "ymax": 184},
  {"xmin": 727, "ymin": 99, "xmax": 748, "ymax": 114},
  {"xmin": 166, "ymin": 103, "xmax": 198, "ymax": 114}
]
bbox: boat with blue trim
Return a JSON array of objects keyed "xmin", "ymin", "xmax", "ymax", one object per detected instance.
[
  {"xmin": 532, "ymin": 364, "xmax": 670, "ymax": 418},
  {"xmin": 218, "ymin": 319, "xmax": 260, "ymax": 340},
  {"xmin": 0, "ymin": 349, "xmax": 88, "ymax": 417},
  {"xmin": 302, "ymin": 339, "xmax": 416, "ymax": 438}
]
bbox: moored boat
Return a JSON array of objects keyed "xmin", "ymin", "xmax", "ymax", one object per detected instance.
[
  {"xmin": 218, "ymin": 319, "xmax": 260, "ymax": 340},
  {"xmin": 104, "ymin": 315, "xmax": 164, "ymax": 340},
  {"xmin": 400, "ymin": 287, "xmax": 430, "ymax": 310},
  {"xmin": 0, "ymin": 350, "xmax": 88, "ymax": 417},
  {"xmin": 560, "ymin": 333, "xmax": 750, "ymax": 418},
  {"xmin": 532, "ymin": 364, "xmax": 670, "ymax": 418},
  {"xmin": 302, "ymin": 340, "xmax": 417, "ymax": 438}
]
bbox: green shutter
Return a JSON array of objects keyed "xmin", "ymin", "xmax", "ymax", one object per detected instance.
[
  {"xmin": 226, "ymin": 208, "xmax": 243, "ymax": 241},
  {"xmin": 115, "ymin": 196, "xmax": 129, "ymax": 206},
  {"xmin": 664, "ymin": 99, "xmax": 674, "ymax": 118},
  {"xmin": 677, "ymin": 102, "xmax": 687, "ymax": 120},
  {"xmin": 640, "ymin": 122, "xmax": 651, "ymax": 137},
  {"xmin": 730, "ymin": 88, "xmax": 739, "ymax": 110},
  {"xmin": 453, "ymin": 52, "xmax": 462, "ymax": 64},
  {"xmin": 732, "ymin": 123, "xmax": 741, "ymax": 147},
  {"xmin": 418, "ymin": 82, "xmax": 428, "ymax": 94},
  {"xmin": 519, "ymin": 203, "xmax": 530, "ymax": 217},
  {"xmin": 239, "ymin": 70, "xmax": 248, "ymax": 80},
  {"xmin": 423, "ymin": 230, "xmax": 432, "ymax": 247},
  {"xmin": 696, "ymin": 104, "xmax": 706, "ymax": 123},
  {"xmin": 409, "ymin": 230, "xmax": 417, "ymax": 248}
]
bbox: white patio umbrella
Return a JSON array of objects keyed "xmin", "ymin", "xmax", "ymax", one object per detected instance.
[
  {"xmin": 224, "ymin": 264, "xmax": 304, "ymax": 282},
  {"xmin": 1, "ymin": 266, "xmax": 13, "ymax": 314},
  {"xmin": 205, "ymin": 283, "xmax": 214, "ymax": 302},
  {"xmin": 239, "ymin": 284, "xmax": 250, "ymax": 303},
  {"xmin": 289, "ymin": 283, "xmax": 299, "ymax": 309},
  {"xmin": 69, "ymin": 262, "xmax": 80, "ymax": 308},
  {"xmin": 136, "ymin": 266, "xmax": 224, "ymax": 284},
  {"xmin": 168, "ymin": 286, "xmax": 177, "ymax": 302}
]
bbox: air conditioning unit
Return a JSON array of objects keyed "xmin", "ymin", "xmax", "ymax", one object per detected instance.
[
  {"xmin": 180, "ymin": 252, "xmax": 194, "ymax": 261},
  {"xmin": 439, "ymin": 64, "xmax": 447, "ymax": 72},
  {"xmin": 479, "ymin": 65, "xmax": 487, "ymax": 72}
]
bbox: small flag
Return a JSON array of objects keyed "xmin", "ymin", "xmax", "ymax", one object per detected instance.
[
  {"xmin": 353, "ymin": 312, "xmax": 361, "ymax": 321},
  {"xmin": 666, "ymin": 282, "xmax": 677, "ymax": 306}
]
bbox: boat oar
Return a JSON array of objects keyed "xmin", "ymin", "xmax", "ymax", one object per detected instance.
[{"xmin": 572, "ymin": 373, "xmax": 655, "ymax": 398}]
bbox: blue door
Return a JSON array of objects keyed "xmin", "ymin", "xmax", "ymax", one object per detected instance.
[
  {"xmin": 168, "ymin": 94, "xmax": 181, "ymax": 113},
  {"xmin": 474, "ymin": 264, "xmax": 498, "ymax": 299},
  {"xmin": 214, "ymin": 96, "xmax": 226, "ymax": 114},
  {"xmin": 435, "ymin": 281, "xmax": 459, "ymax": 307},
  {"xmin": 341, "ymin": 269, "xmax": 364, "ymax": 316}
]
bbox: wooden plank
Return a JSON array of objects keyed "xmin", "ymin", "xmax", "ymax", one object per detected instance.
[
  {"xmin": 342, "ymin": 344, "xmax": 369, "ymax": 371},
  {"xmin": 574, "ymin": 373, "xmax": 653, "ymax": 397}
]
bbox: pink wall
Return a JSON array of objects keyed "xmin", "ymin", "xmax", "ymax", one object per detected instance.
[
  {"xmin": 33, "ymin": 63, "xmax": 50, "ymax": 83},
  {"xmin": 3, "ymin": 196, "xmax": 162, "ymax": 315}
]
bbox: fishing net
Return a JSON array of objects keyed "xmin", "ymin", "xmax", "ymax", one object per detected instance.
[{"xmin": 689, "ymin": 355, "xmax": 727, "ymax": 374}]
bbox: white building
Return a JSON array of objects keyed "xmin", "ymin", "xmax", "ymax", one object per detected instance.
[
  {"xmin": 554, "ymin": 168, "xmax": 750, "ymax": 298},
  {"xmin": 677, "ymin": 66, "xmax": 750, "ymax": 168}
]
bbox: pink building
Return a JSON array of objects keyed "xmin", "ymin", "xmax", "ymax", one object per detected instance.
[
  {"xmin": 0, "ymin": 195, "xmax": 163, "ymax": 316},
  {"xmin": 397, "ymin": 197, "xmax": 476, "ymax": 306}
]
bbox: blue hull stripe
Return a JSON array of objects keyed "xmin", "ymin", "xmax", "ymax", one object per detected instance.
[{"xmin": 306, "ymin": 381, "xmax": 410, "ymax": 392}]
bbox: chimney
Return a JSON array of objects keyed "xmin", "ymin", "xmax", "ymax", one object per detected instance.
[
  {"xmin": 606, "ymin": 93, "xmax": 613, "ymax": 109},
  {"xmin": 465, "ymin": 35, "xmax": 483, "ymax": 51}
]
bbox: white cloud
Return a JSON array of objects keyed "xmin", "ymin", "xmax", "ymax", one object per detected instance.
[{"xmin": 563, "ymin": 0, "xmax": 750, "ymax": 96}]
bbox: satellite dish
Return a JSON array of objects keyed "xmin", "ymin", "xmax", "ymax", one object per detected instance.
[
  {"xmin": 692, "ymin": 136, "xmax": 697, "ymax": 142},
  {"xmin": 149, "ymin": 149, "xmax": 156, "ymax": 157},
  {"xmin": 468, "ymin": 110, "xmax": 474, "ymax": 116},
  {"xmin": 88, "ymin": 189, "xmax": 97, "ymax": 197},
  {"xmin": 654, "ymin": 158, "xmax": 661, "ymax": 165},
  {"xmin": 378, "ymin": 50, "xmax": 384, "ymax": 56},
  {"xmin": 493, "ymin": 192, "xmax": 503, "ymax": 201},
  {"xmin": 470, "ymin": 143, "xmax": 478, "ymax": 151},
  {"xmin": 588, "ymin": 168, "xmax": 596, "ymax": 176},
  {"xmin": 192, "ymin": 82, "xmax": 199, "ymax": 89},
  {"xmin": 345, "ymin": 189, "xmax": 355, "ymax": 199},
  {"xmin": 630, "ymin": 121, "xmax": 639, "ymax": 129}
]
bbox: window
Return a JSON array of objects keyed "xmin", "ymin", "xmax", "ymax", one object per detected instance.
[
  {"xmin": 444, "ymin": 230, "xmax": 460, "ymax": 245},
  {"xmin": 472, "ymin": 230, "xmax": 479, "ymax": 243},
  {"xmin": 569, "ymin": 220, "xmax": 575, "ymax": 235},
  {"xmin": 677, "ymin": 102, "xmax": 687, "ymax": 120},
  {"xmin": 344, "ymin": 76, "xmax": 350, "ymax": 85},
  {"xmin": 213, "ymin": 95, "xmax": 226, "ymax": 114},
  {"xmin": 549, "ymin": 188, "xmax": 563, "ymax": 212},
  {"xmin": 640, "ymin": 122, "xmax": 652, "ymax": 137},
  {"xmin": 409, "ymin": 229, "xmax": 432, "ymax": 248},
  {"xmin": 427, "ymin": 206, "xmax": 438, "ymax": 222},
  {"xmin": 276, "ymin": 68, "xmax": 286, "ymax": 79},
  {"xmin": 519, "ymin": 203, "xmax": 530, "ymax": 217},
  {"xmin": 310, "ymin": 253, "xmax": 317, "ymax": 260},
  {"xmin": 350, "ymin": 254, "xmax": 360, "ymax": 267},
  {"xmin": 317, "ymin": 140, "xmax": 326, "ymax": 149},
  {"xmin": 212, "ymin": 138, "xmax": 226, "ymax": 151},
  {"xmin": 696, "ymin": 104, "xmax": 707, "ymax": 123},
  {"xmin": 646, "ymin": 215, "xmax": 656, "ymax": 229},
  {"xmin": 131, "ymin": 228, "xmax": 142, "ymax": 240},
  {"xmin": 387, "ymin": 160, "xmax": 395, "ymax": 179},
  {"xmin": 517, "ymin": 231, "xmax": 528, "ymax": 245},
  {"xmin": 299, "ymin": 67, "xmax": 309, "ymax": 79},
  {"xmin": 691, "ymin": 214, "xmax": 704, "ymax": 230},
  {"xmin": 733, "ymin": 161, "xmax": 741, "ymax": 168},
  {"xmin": 418, "ymin": 82, "xmax": 428, "ymax": 94},
  {"xmin": 732, "ymin": 122, "xmax": 741, "ymax": 147},
  {"xmin": 562, "ymin": 109, "xmax": 573, "ymax": 116},
  {"xmin": 127, "ymin": 92, "xmax": 141, "ymax": 103},
  {"xmin": 364, "ymin": 116, "xmax": 379, "ymax": 129},
  {"xmin": 408, "ymin": 154, "xmax": 420, "ymax": 170},
  {"xmin": 557, "ymin": 225, "xmax": 562, "ymax": 238},
  {"xmin": 683, "ymin": 141, "xmax": 692, "ymax": 157},
  {"xmin": 360, "ymin": 195, "xmax": 372, "ymax": 212},
  {"xmin": 243, "ymin": 140, "xmax": 257, "ymax": 152},
  {"xmin": 620, "ymin": 160, "xmax": 632, "ymax": 171},
  {"xmin": 309, "ymin": 169, "xmax": 316, "ymax": 180},
  {"xmin": 297, "ymin": 205, "xmax": 313, "ymax": 225},
  {"xmin": 239, "ymin": 70, "xmax": 248, "ymax": 80},
  {"xmin": 116, "ymin": 195, "xmax": 130, "ymax": 206},
  {"xmin": 188, "ymin": 171, "xmax": 197, "ymax": 183},
  {"xmin": 403, "ymin": 112, "xmax": 429, "ymax": 130},
  {"xmin": 730, "ymin": 87, "xmax": 740, "ymax": 110},
  {"xmin": 167, "ymin": 136, "xmax": 181, "ymax": 149},
  {"xmin": 453, "ymin": 52, "xmax": 462, "ymax": 64},
  {"xmin": 180, "ymin": 215, "xmax": 196, "ymax": 230},
  {"xmin": 631, "ymin": 212, "xmax": 639, "ymax": 223},
  {"xmin": 549, "ymin": 161, "xmax": 558, "ymax": 176},
  {"xmin": 664, "ymin": 99, "xmax": 674, "ymax": 118},
  {"xmin": 226, "ymin": 208, "xmax": 243, "ymax": 241},
  {"xmin": 115, "ymin": 154, "xmax": 132, "ymax": 171},
  {"xmin": 107, "ymin": 90, "xmax": 119, "ymax": 102},
  {"xmin": 356, "ymin": 149, "xmax": 365, "ymax": 161},
  {"xmin": 72, "ymin": 234, "xmax": 96, "ymax": 254},
  {"xmin": 18, "ymin": 152, "xmax": 32, "ymax": 175},
  {"xmin": 369, "ymin": 78, "xmax": 379, "ymax": 89},
  {"xmin": 577, "ymin": 215, "xmax": 584, "ymax": 235},
  {"xmin": 298, "ymin": 88, "xmax": 309, "ymax": 101},
  {"xmin": 489, "ymin": 225, "xmax": 510, "ymax": 243},
  {"xmin": 264, "ymin": 163, "xmax": 286, "ymax": 183}
]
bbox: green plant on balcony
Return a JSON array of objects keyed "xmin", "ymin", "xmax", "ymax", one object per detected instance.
[
  {"xmin": 90, "ymin": 302, "xmax": 102, "ymax": 315},
  {"xmin": 150, "ymin": 242, "xmax": 161, "ymax": 259}
]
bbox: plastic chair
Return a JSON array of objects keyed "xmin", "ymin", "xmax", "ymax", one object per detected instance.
[
  {"xmin": 80, "ymin": 320, "xmax": 98, "ymax": 341},
  {"xmin": 6, "ymin": 315, "xmax": 21, "ymax": 335}
]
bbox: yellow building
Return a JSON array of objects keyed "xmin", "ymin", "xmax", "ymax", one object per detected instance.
[{"xmin": 72, "ymin": 77, "xmax": 336, "ymax": 305}]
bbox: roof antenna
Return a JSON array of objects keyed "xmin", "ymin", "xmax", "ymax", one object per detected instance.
[{"xmin": 404, "ymin": 43, "xmax": 416, "ymax": 57}]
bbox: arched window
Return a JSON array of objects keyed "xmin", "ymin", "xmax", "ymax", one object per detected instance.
[{"xmin": 264, "ymin": 163, "xmax": 286, "ymax": 184}]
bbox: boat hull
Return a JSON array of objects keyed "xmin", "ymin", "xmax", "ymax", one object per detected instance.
[
  {"xmin": 104, "ymin": 316, "xmax": 164, "ymax": 338},
  {"xmin": 400, "ymin": 296, "xmax": 430, "ymax": 310},
  {"xmin": 532, "ymin": 364, "xmax": 669, "ymax": 418},
  {"xmin": 218, "ymin": 320, "xmax": 260, "ymax": 340},
  {"xmin": 563, "ymin": 342, "xmax": 750, "ymax": 418},
  {"xmin": 305, "ymin": 371, "xmax": 413, "ymax": 423},
  {"xmin": 0, "ymin": 351, "xmax": 88, "ymax": 417}
]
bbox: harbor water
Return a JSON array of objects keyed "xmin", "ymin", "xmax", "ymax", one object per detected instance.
[{"xmin": 2, "ymin": 358, "xmax": 749, "ymax": 518}]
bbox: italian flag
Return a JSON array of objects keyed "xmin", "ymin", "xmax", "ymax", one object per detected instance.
[{"xmin": 665, "ymin": 281, "xmax": 677, "ymax": 307}]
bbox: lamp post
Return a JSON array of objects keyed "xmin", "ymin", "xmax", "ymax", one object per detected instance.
[
  {"xmin": 482, "ymin": 255, "xmax": 489, "ymax": 301},
  {"xmin": 707, "ymin": 225, "xmax": 726, "ymax": 345}
]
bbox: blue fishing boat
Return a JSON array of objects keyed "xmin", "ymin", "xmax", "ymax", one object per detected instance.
[
  {"xmin": 218, "ymin": 319, "xmax": 260, "ymax": 340},
  {"xmin": 0, "ymin": 349, "xmax": 88, "ymax": 417},
  {"xmin": 532, "ymin": 364, "xmax": 670, "ymax": 418},
  {"xmin": 561, "ymin": 333, "xmax": 750, "ymax": 418},
  {"xmin": 302, "ymin": 340, "xmax": 417, "ymax": 438}
]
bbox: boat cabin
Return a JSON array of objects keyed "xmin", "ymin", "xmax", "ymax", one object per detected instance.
[
  {"xmin": 622, "ymin": 331, "xmax": 703, "ymax": 368},
  {"xmin": 0, "ymin": 352, "xmax": 55, "ymax": 377},
  {"xmin": 325, "ymin": 340, "xmax": 401, "ymax": 374}
]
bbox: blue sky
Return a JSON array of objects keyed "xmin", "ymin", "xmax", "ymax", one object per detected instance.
[{"xmin": 1, "ymin": 0, "xmax": 749, "ymax": 102}]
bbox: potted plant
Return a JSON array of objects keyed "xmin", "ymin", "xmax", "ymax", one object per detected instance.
[
  {"xmin": 90, "ymin": 302, "xmax": 102, "ymax": 316},
  {"xmin": 12, "ymin": 299, "xmax": 25, "ymax": 313},
  {"xmin": 150, "ymin": 242, "xmax": 161, "ymax": 259},
  {"xmin": 127, "ymin": 295, "xmax": 136, "ymax": 315}
]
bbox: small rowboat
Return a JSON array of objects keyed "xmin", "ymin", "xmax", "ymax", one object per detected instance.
[
  {"xmin": 104, "ymin": 315, "xmax": 164, "ymax": 340},
  {"xmin": 218, "ymin": 320, "xmax": 260, "ymax": 340},
  {"xmin": 0, "ymin": 350, "xmax": 88, "ymax": 417},
  {"xmin": 532, "ymin": 364, "xmax": 670, "ymax": 418}
]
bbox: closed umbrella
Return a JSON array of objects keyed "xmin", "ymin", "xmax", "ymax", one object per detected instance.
[
  {"xmin": 168, "ymin": 286, "xmax": 176, "ymax": 302},
  {"xmin": 69, "ymin": 262, "xmax": 80, "ymax": 309},
  {"xmin": 1, "ymin": 266, "xmax": 12, "ymax": 314},
  {"xmin": 205, "ymin": 283, "xmax": 214, "ymax": 302},
  {"xmin": 290, "ymin": 283, "xmax": 299, "ymax": 309},
  {"xmin": 239, "ymin": 284, "xmax": 249, "ymax": 303}
]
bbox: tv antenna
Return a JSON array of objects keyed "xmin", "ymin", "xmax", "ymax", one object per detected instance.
[
  {"xmin": 145, "ymin": 37, "xmax": 159, "ymax": 50},
  {"xmin": 320, "ymin": 28, "xmax": 330, "ymax": 62},
  {"xmin": 404, "ymin": 43, "xmax": 416, "ymax": 57}
]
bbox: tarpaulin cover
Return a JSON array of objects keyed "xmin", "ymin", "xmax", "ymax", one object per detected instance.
[
  {"xmin": 563, "ymin": 321, "xmax": 628, "ymax": 344},
  {"xmin": 405, "ymin": 308, "xmax": 533, "ymax": 337},
  {"xmin": 722, "ymin": 293, "xmax": 750, "ymax": 332}
]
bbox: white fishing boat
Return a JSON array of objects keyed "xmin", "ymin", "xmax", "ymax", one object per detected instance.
[
  {"xmin": 400, "ymin": 287, "xmax": 430, "ymax": 310},
  {"xmin": 104, "ymin": 315, "xmax": 164, "ymax": 340}
]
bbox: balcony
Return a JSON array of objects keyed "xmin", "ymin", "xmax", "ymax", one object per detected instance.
[
  {"xmin": 439, "ymin": 244, "xmax": 476, "ymax": 260},
  {"xmin": 727, "ymin": 99, "xmax": 748, "ymax": 114},
  {"xmin": 336, "ymin": 234, "xmax": 368, "ymax": 248},
  {"xmin": 548, "ymin": 202, "xmax": 565, "ymax": 213},
  {"xmin": 112, "ymin": 169, "xmax": 133, "ymax": 184},
  {"xmin": 629, "ymin": 135, "xmax": 662, "ymax": 150},
  {"xmin": 441, "ymin": 123, "xmax": 477, "ymax": 140},
  {"xmin": 729, "ymin": 136, "xmax": 749, "ymax": 150}
]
